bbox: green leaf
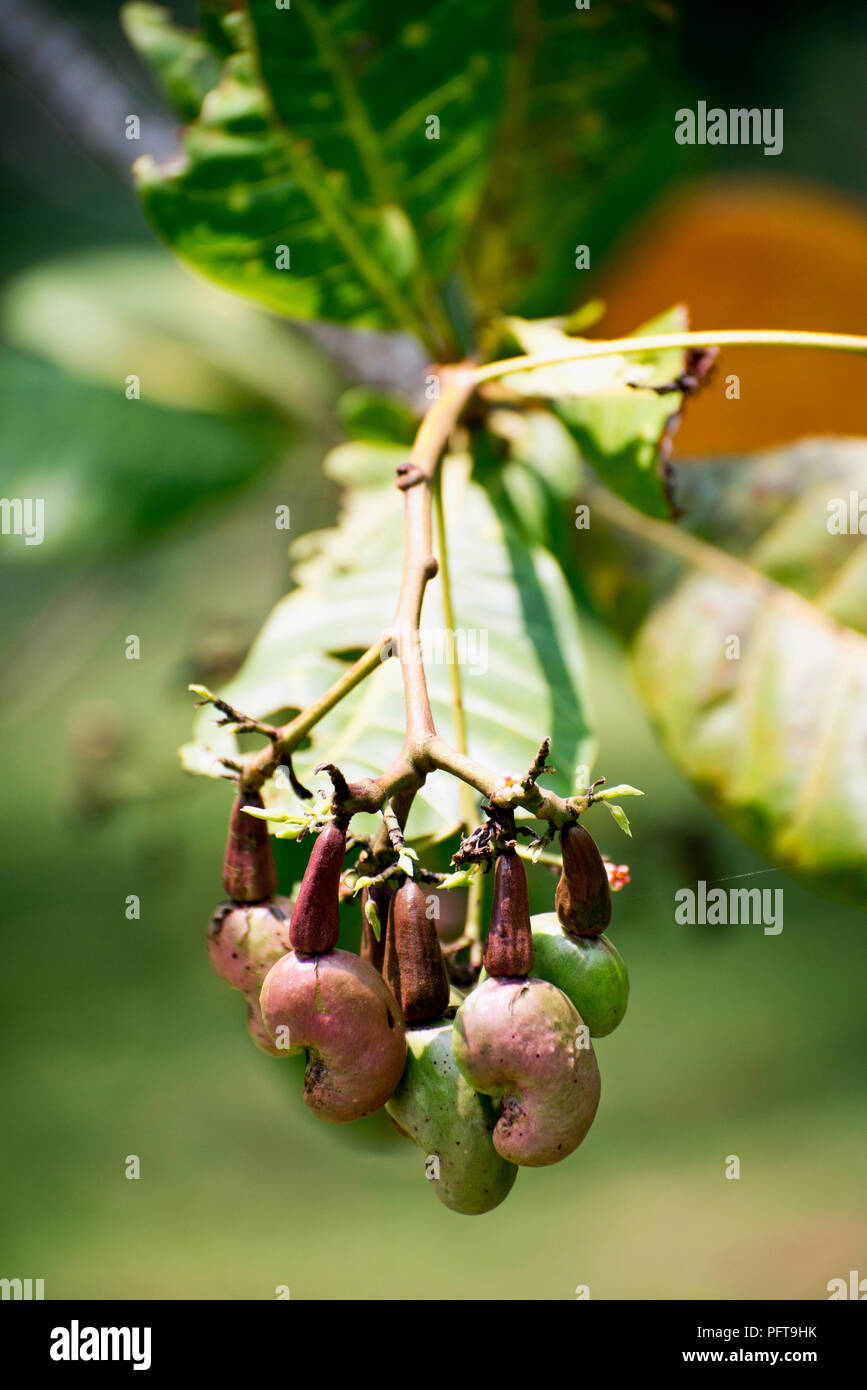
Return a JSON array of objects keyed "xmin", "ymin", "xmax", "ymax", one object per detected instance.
[
  {"xmin": 397, "ymin": 847, "xmax": 419, "ymax": 877},
  {"xmin": 593, "ymin": 784, "xmax": 644, "ymax": 800},
  {"xmin": 125, "ymin": 1, "xmax": 507, "ymax": 349},
  {"xmin": 606, "ymin": 804, "xmax": 632, "ymax": 837},
  {"xmin": 125, "ymin": 4, "xmax": 693, "ymax": 347},
  {"xmin": 337, "ymin": 387, "xmax": 418, "ymax": 446},
  {"xmin": 0, "ymin": 350, "xmax": 286, "ymax": 563},
  {"xmin": 498, "ymin": 313, "xmax": 680, "ymax": 399},
  {"xmin": 584, "ymin": 439, "xmax": 867, "ymax": 908},
  {"xmin": 182, "ymin": 451, "xmax": 596, "ymax": 844},
  {"xmin": 1, "ymin": 247, "xmax": 336, "ymax": 425},
  {"xmin": 363, "ymin": 893, "xmax": 383, "ymax": 940},
  {"xmin": 320, "ymin": 439, "xmax": 408, "ymax": 493},
  {"xmin": 480, "ymin": 407, "xmax": 583, "ymax": 562},
  {"xmin": 436, "ymin": 867, "xmax": 479, "ymax": 891},
  {"xmin": 464, "ymin": 0, "xmax": 688, "ymax": 320},
  {"xmin": 499, "ymin": 307, "xmax": 697, "ymax": 520},
  {"xmin": 247, "ymin": 0, "xmax": 505, "ymax": 283},
  {"xmin": 121, "ymin": 3, "xmax": 221, "ymax": 121}
]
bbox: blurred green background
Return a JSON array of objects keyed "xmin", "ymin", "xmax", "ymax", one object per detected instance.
[{"xmin": 0, "ymin": 0, "xmax": 865, "ymax": 1299}]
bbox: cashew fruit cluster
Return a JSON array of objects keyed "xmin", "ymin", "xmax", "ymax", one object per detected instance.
[{"xmin": 207, "ymin": 791, "xmax": 629, "ymax": 1215}]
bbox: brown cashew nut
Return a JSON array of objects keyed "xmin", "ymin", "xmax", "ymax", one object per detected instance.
[
  {"xmin": 555, "ymin": 823, "xmax": 612, "ymax": 938},
  {"xmin": 290, "ymin": 822, "xmax": 346, "ymax": 954},
  {"xmin": 221, "ymin": 792, "xmax": 278, "ymax": 903},
  {"xmin": 260, "ymin": 950, "xmax": 406, "ymax": 1122},
  {"xmin": 483, "ymin": 849, "xmax": 534, "ymax": 977},
  {"xmin": 452, "ymin": 975, "xmax": 600, "ymax": 1167},
  {"xmin": 383, "ymin": 878, "xmax": 450, "ymax": 1023},
  {"xmin": 208, "ymin": 896, "xmax": 294, "ymax": 1056}
]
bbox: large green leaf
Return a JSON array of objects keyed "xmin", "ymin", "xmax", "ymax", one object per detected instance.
[
  {"xmin": 581, "ymin": 439, "xmax": 867, "ymax": 907},
  {"xmin": 247, "ymin": 0, "xmax": 504, "ymax": 286},
  {"xmin": 182, "ymin": 450, "xmax": 596, "ymax": 843},
  {"xmin": 464, "ymin": 0, "xmax": 689, "ymax": 320},
  {"xmin": 124, "ymin": 3, "xmax": 690, "ymax": 346},
  {"xmin": 0, "ymin": 350, "xmax": 287, "ymax": 563},
  {"xmin": 124, "ymin": 1, "xmax": 506, "ymax": 351},
  {"xmin": 0, "ymin": 246, "xmax": 338, "ymax": 563},
  {"xmin": 1, "ymin": 247, "xmax": 337, "ymax": 424}
]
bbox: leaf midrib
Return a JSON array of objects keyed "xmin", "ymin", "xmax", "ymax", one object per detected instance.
[
  {"xmin": 285, "ymin": 0, "xmax": 458, "ymax": 357},
  {"xmin": 587, "ymin": 479, "xmax": 867, "ymax": 649},
  {"xmin": 294, "ymin": 0, "xmax": 396, "ymax": 207}
]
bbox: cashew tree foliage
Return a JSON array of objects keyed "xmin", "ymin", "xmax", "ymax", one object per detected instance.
[{"xmin": 118, "ymin": 0, "xmax": 867, "ymax": 1213}]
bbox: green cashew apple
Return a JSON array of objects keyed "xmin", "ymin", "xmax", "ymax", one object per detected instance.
[
  {"xmin": 453, "ymin": 976, "xmax": 600, "ymax": 1167},
  {"xmin": 529, "ymin": 912, "xmax": 629, "ymax": 1038},
  {"xmin": 386, "ymin": 1019, "xmax": 518, "ymax": 1215}
]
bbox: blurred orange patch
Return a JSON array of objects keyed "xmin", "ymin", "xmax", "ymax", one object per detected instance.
[{"xmin": 595, "ymin": 179, "xmax": 867, "ymax": 455}]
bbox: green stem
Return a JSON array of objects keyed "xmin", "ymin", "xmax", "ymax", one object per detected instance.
[
  {"xmin": 432, "ymin": 461, "xmax": 483, "ymax": 961},
  {"xmin": 464, "ymin": 865, "xmax": 485, "ymax": 969},
  {"xmin": 242, "ymin": 640, "xmax": 384, "ymax": 792},
  {"xmin": 423, "ymin": 735, "xmax": 574, "ymax": 826},
  {"xmin": 474, "ymin": 328, "xmax": 867, "ymax": 385},
  {"xmin": 285, "ymin": 643, "xmax": 384, "ymax": 746},
  {"xmin": 242, "ymin": 366, "xmax": 477, "ymax": 798},
  {"xmin": 432, "ymin": 466, "xmax": 475, "ymax": 830}
]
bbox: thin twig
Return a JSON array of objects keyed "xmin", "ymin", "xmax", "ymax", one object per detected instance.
[
  {"xmin": 473, "ymin": 328, "xmax": 867, "ymax": 387},
  {"xmin": 432, "ymin": 464, "xmax": 476, "ymax": 833}
]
